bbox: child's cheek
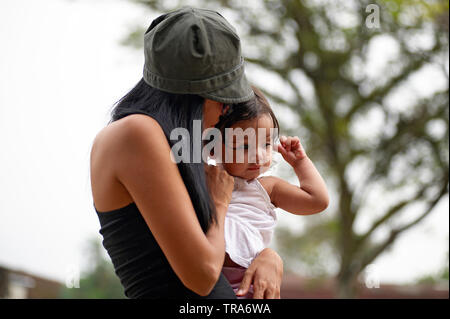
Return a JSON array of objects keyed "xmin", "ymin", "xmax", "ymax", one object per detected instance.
[
  {"xmin": 263, "ymin": 158, "xmax": 272, "ymax": 171},
  {"xmin": 223, "ymin": 162, "xmax": 244, "ymax": 177}
]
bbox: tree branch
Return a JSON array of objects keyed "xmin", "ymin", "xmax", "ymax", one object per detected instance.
[
  {"xmin": 356, "ymin": 186, "xmax": 428, "ymax": 249},
  {"xmin": 345, "ymin": 32, "xmax": 444, "ymax": 121},
  {"xmin": 357, "ymin": 175, "xmax": 449, "ymax": 272},
  {"xmin": 368, "ymin": 100, "xmax": 441, "ymax": 181}
]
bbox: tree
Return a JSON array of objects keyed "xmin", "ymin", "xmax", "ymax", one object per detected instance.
[{"xmin": 123, "ymin": 0, "xmax": 449, "ymax": 297}]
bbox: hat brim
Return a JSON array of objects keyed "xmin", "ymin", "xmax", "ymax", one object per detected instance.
[{"xmin": 199, "ymin": 72, "xmax": 254, "ymax": 104}]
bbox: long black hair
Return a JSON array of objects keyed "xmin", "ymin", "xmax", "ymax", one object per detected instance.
[{"xmin": 109, "ymin": 78, "xmax": 216, "ymax": 232}]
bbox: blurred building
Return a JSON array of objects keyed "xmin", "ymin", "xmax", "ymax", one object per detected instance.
[
  {"xmin": 281, "ymin": 272, "xmax": 449, "ymax": 299},
  {"xmin": 0, "ymin": 265, "xmax": 62, "ymax": 299}
]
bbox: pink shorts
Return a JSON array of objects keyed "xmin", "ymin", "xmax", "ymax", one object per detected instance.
[{"xmin": 221, "ymin": 266, "xmax": 254, "ymax": 299}]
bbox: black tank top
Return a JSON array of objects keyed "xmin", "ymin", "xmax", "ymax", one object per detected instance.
[{"xmin": 95, "ymin": 201, "xmax": 236, "ymax": 299}]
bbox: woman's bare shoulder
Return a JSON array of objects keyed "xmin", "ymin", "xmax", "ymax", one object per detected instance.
[
  {"xmin": 94, "ymin": 114, "xmax": 162, "ymax": 146},
  {"xmin": 92, "ymin": 114, "xmax": 166, "ymax": 161},
  {"xmin": 90, "ymin": 114, "xmax": 166, "ymax": 211},
  {"xmin": 102, "ymin": 114, "xmax": 169, "ymax": 168}
]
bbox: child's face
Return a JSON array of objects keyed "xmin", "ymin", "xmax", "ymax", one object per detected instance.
[{"xmin": 221, "ymin": 114, "xmax": 275, "ymax": 180}]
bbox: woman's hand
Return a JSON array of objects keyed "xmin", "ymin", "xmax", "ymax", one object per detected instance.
[
  {"xmin": 204, "ymin": 163, "xmax": 234, "ymax": 218},
  {"xmin": 236, "ymin": 248, "xmax": 283, "ymax": 299},
  {"xmin": 276, "ymin": 135, "xmax": 307, "ymax": 167}
]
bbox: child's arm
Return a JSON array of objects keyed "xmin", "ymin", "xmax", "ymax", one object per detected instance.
[{"xmin": 262, "ymin": 135, "xmax": 329, "ymax": 215}]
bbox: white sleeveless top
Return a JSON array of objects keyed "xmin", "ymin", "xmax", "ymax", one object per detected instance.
[{"xmin": 224, "ymin": 176, "xmax": 277, "ymax": 268}]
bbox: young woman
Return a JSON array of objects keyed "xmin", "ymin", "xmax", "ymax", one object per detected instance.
[{"xmin": 90, "ymin": 7, "xmax": 283, "ymax": 299}]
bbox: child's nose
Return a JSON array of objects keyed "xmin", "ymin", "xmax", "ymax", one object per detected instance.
[{"xmin": 255, "ymin": 146, "xmax": 267, "ymax": 164}]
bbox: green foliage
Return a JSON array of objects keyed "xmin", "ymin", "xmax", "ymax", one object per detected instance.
[
  {"xmin": 380, "ymin": 0, "xmax": 449, "ymax": 26},
  {"xmin": 60, "ymin": 238, "xmax": 126, "ymax": 299}
]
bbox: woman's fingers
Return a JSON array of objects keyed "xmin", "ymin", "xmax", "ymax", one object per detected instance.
[
  {"xmin": 253, "ymin": 273, "xmax": 278, "ymax": 299},
  {"xmin": 204, "ymin": 163, "xmax": 234, "ymax": 216},
  {"xmin": 252, "ymin": 271, "xmax": 271, "ymax": 299},
  {"xmin": 236, "ymin": 267, "xmax": 255, "ymax": 296},
  {"xmin": 237, "ymin": 265, "xmax": 279, "ymax": 299},
  {"xmin": 274, "ymin": 287, "xmax": 281, "ymax": 299},
  {"xmin": 242, "ymin": 248, "xmax": 283, "ymax": 299},
  {"xmin": 252, "ymin": 280, "xmax": 265, "ymax": 299},
  {"xmin": 264, "ymin": 287, "xmax": 276, "ymax": 299}
]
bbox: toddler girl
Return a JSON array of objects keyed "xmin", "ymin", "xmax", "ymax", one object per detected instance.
[{"xmin": 211, "ymin": 86, "xmax": 329, "ymax": 299}]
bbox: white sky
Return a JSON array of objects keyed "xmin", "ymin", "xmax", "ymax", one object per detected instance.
[{"xmin": 0, "ymin": 0, "xmax": 448, "ymax": 286}]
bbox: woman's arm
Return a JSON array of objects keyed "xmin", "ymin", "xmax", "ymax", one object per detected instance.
[
  {"xmin": 112, "ymin": 115, "xmax": 233, "ymax": 296},
  {"xmin": 265, "ymin": 135, "xmax": 329, "ymax": 215}
]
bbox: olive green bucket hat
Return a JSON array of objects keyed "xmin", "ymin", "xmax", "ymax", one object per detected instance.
[{"xmin": 143, "ymin": 6, "xmax": 254, "ymax": 104}]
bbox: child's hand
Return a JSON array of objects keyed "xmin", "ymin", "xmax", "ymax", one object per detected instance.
[{"xmin": 276, "ymin": 135, "xmax": 307, "ymax": 167}]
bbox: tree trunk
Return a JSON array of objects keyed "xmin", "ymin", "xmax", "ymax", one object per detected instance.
[{"xmin": 336, "ymin": 269, "xmax": 358, "ymax": 298}]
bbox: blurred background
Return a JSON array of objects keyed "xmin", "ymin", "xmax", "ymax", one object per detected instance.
[{"xmin": 0, "ymin": 0, "xmax": 448, "ymax": 299}]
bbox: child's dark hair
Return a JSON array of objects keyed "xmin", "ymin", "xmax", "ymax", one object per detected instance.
[{"xmin": 214, "ymin": 86, "xmax": 280, "ymax": 140}]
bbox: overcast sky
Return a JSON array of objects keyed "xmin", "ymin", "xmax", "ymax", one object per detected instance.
[{"xmin": 0, "ymin": 0, "xmax": 448, "ymax": 286}]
